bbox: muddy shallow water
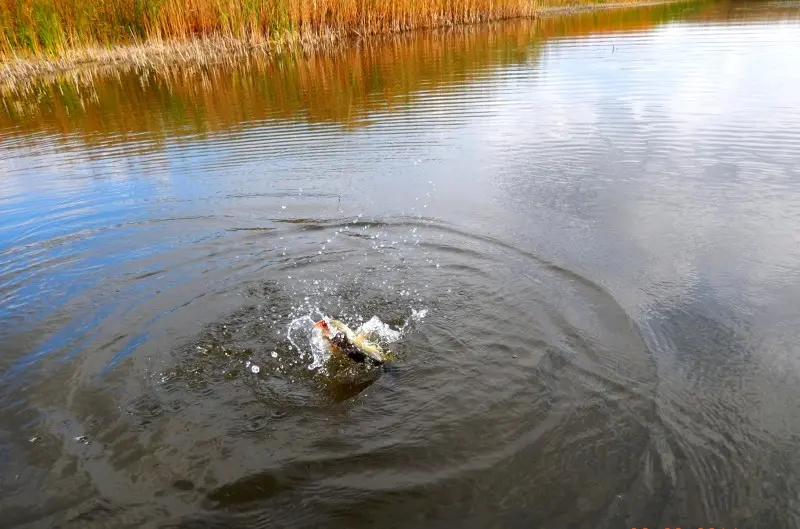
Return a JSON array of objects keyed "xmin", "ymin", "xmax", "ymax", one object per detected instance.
[{"xmin": 2, "ymin": 1, "xmax": 800, "ymax": 528}]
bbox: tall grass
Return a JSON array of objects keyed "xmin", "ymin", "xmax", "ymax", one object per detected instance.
[
  {"xmin": 3, "ymin": 0, "xmax": 706, "ymax": 135},
  {"xmin": 0, "ymin": 0, "xmax": 543, "ymax": 58}
]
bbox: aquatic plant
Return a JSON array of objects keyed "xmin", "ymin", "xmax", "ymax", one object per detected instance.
[
  {"xmin": 0, "ymin": 0, "xmax": 524, "ymax": 56},
  {"xmin": 0, "ymin": 0, "xmax": 669, "ymax": 60},
  {"xmin": 1, "ymin": 19, "xmax": 544, "ymax": 129},
  {"xmin": 0, "ymin": 1, "xmax": 706, "ymax": 129}
]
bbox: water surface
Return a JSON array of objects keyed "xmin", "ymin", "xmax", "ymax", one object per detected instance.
[{"xmin": 2, "ymin": 1, "xmax": 800, "ymax": 527}]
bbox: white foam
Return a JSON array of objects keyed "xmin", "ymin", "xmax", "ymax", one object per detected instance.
[
  {"xmin": 355, "ymin": 316, "xmax": 402, "ymax": 344},
  {"xmin": 285, "ymin": 307, "xmax": 427, "ymax": 371}
]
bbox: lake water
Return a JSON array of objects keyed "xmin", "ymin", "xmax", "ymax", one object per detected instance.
[{"xmin": 2, "ymin": 1, "xmax": 800, "ymax": 527}]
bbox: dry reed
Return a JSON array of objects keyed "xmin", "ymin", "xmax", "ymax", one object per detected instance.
[
  {"xmin": 2, "ymin": 0, "xmax": 705, "ymax": 135},
  {"xmin": 0, "ymin": 0, "xmax": 691, "ymax": 84},
  {"xmin": 0, "ymin": 0, "xmax": 537, "ymax": 56}
]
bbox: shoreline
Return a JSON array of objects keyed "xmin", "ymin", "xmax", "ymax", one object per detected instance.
[{"xmin": 0, "ymin": 0, "xmax": 685, "ymax": 86}]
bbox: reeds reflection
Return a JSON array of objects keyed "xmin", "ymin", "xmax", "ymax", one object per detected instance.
[{"xmin": 1, "ymin": 1, "xmax": 713, "ymax": 144}]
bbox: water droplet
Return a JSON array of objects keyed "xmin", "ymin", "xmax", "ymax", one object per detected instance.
[
  {"xmin": 271, "ymin": 351, "xmax": 278, "ymax": 358},
  {"xmin": 251, "ymin": 365, "xmax": 260, "ymax": 374},
  {"xmin": 281, "ymin": 205, "xmax": 287, "ymax": 210}
]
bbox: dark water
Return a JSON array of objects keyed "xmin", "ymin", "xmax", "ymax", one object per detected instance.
[{"xmin": 3, "ymin": 1, "xmax": 800, "ymax": 527}]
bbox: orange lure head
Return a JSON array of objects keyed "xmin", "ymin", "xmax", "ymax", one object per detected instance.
[
  {"xmin": 314, "ymin": 320, "xmax": 340, "ymax": 352},
  {"xmin": 314, "ymin": 319, "xmax": 330, "ymax": 335}
]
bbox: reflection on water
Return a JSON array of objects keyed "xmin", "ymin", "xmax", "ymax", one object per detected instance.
[
  {"xmin": 3, "ymin": 1, "xmax": 800, "ymax": 528},
  {"xmin": 0, "ymin": 2, "xmax": 707, "ymax": 136}
]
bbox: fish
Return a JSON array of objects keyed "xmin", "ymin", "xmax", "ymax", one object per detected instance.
[{"xmin": 314, "ymin": 319, "xmax": 392, "ymax": 366}]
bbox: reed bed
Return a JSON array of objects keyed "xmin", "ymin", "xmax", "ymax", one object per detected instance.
[
  {"xmin": 0, "ymin": 0, "xmax": 688, "ymax": 84},
  {"xmin": 0, "ymin": 22, "xmax": 542, "ymax": 137},
  {"xmin": 0, "ymin": 0, "xmax": 537, "ymax": 57},
  {"xmin": 2, "ymin": 0, "xmax": 705, "ymax": 136}
]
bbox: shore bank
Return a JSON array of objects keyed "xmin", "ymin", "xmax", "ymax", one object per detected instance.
[{"xmin": 0, "ymin": 0, "xmax": 690, "ymax": 85}]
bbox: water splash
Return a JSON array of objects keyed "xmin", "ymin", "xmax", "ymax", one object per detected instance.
[
  {"xmin": 286, "ymin": 314, "xmax": 321, "ymax": 367},
  {"xmin": 410, "ymin": 307, "xmax": 429, "ymax": 325},
  {"xmin": 357, "ymin": 316, "xmax": 402, "ymax": 344},
  {"xmin": 286, "ymin": 308, "xmax": 427, "ymax": 372}
]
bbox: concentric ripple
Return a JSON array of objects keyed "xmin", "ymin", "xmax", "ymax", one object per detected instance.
[
  {"xmin": 3, "ymin": 3, "xmax": 800, "ymax": 528},
  {"xmin": 0, "ymin": 213, "xmax": 661, "ymax": 528}
]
